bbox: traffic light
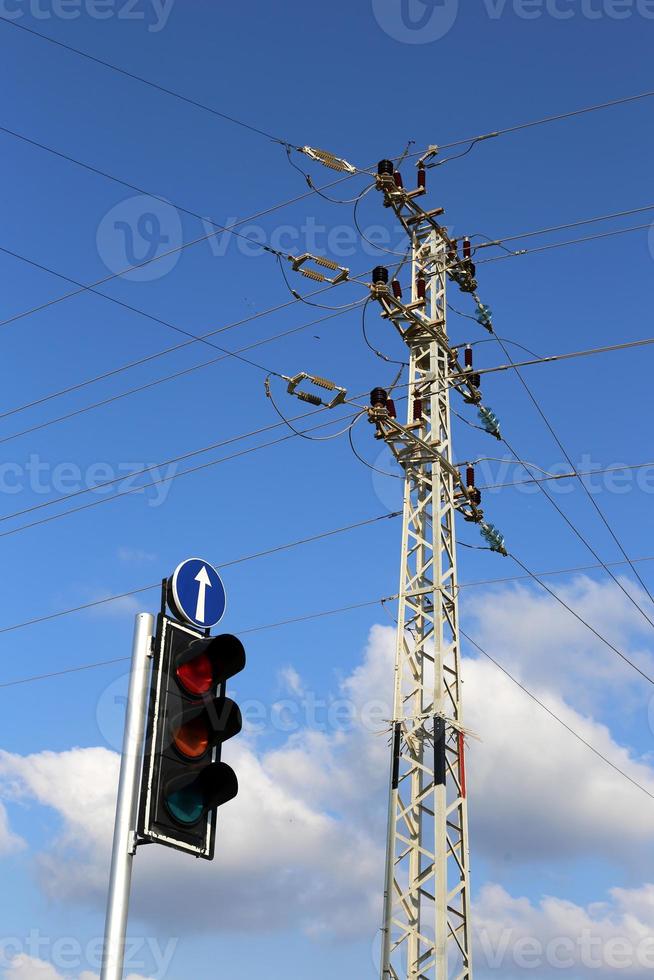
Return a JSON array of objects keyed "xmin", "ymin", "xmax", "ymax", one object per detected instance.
[{"xmin": 138, "ymin": 617, "xmax": 245, "ymax": 859}]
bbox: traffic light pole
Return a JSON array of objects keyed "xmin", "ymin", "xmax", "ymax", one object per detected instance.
[{"xmin": 101, "ymin": 612, "xmax": 155, "ymax": 980}]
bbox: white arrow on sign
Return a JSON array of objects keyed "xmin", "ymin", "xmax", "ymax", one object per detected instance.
[{"xmin": 194, "ymin": 566, "xmax": 212, "ymax": 622}]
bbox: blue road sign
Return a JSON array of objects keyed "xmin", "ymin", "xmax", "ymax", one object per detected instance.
[{"xmin": 168, "ymin": 558, "xmax": 227, "ymax": 629}]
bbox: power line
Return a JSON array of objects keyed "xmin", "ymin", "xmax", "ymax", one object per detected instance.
[
  {"xmin": 460, "ymin": 628, "xmax": 654, "ymax": 802},
  {"xmin": 0, "ymin": 312, "xmax": 352, "ymax": 449},
  {"xmin": 0, "ymin": 402, "xmax": 367, "ymax": 538},
  {"xmin": 0, "ymin": 17, "xmax": 292, "ymax": 146},
  {"xmin": 0, "ymin": 279, "xmax": 348, "ymax": 424},
  {"xmin": 472, "ymin": 203, "xmax": 654, "ymax": 251},
  {"xmin": 432, "ymin": 89, "xmax": 654, "ymax": 152},
  {"xmin": 498, "ymin": 436, "xmax": 654, "ymax": 634},
  {"xmin": 477, "ymin": 459, "xmax": 654, "ymax": 491},
  {"xmin": 0, "ymin": 189, "xmax": 365, "ymax": 333},
  {"xmin": 0, "ymin": 510, "xmax": 400, "ymax": 639},
  {"xmin": 477, "ymin": 221, "xmax": 652, "ymax": 263},
  {"xmin": 448, "ymin": 335, "xmax": 654, "ymax": 381},
  {"xmin": 0, "ymin": 595, "xmax": 389, "ymax": 688},
  {"xmin": 509, "ymin": 553, "xmax": 654, "ymax": 686},
  {"xmin": 460, "ymin": 554, "xmax": 654, "ymax": 590},
  {"xmin": 4, "ymin": 539, "xmax": 654, "ymax": 644},
  {"xmin": 490, "ymin": 324, "xmax": 654, "ymax": 629},
  {"xmin": 5, "ymin": 574, "xmax": 654, "ymax": 809},
  {"xmin": 0, "ymin": 242, "xmax": 294, "ymax": 381}
]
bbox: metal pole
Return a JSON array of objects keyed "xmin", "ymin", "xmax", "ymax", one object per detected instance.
[{"xmin": 101, "ymin": 612, "xmax": 154, "ymax": 980}]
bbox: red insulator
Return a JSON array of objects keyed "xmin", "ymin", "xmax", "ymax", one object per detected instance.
[
  {"xmin": 466, "ymin": 466, "xmax": 475, "ymax": 488},
  {"xmin": 394, "ymin": 170, "xmax": 404, "ymax": 189},
  {"xmin": 464, "ymin": 345, "xmax": 473, "ymax": 369},
  {"xmin": 418, "ymin": 166, "xmax": 426, "ymax": 190},
  {"xmin": 417, "ymin": 276, "xmax": 427, "ymax": 301},
  {"xmin": 391, "ymin": 279, "xmax": 403, "ymax": 299},
  {"xmin": 386, "ymin": 398, "xmax": 397, "ymax": 419},
  {"xmin": 413, "ymin": 397, "xmax": 423, "ymax": 422},
  {"xmin": 463, "ymin": 237, "xmax": 472, "ymax": 260}
]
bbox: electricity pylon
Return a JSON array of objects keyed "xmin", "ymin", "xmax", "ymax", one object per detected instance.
[
  {"xmin": 268, "ymin": 149, "xmax": 507, "ymax": 979},
  {"xmin": 368, "ymin": 160, "xmax": 506, "ymax": 980}
]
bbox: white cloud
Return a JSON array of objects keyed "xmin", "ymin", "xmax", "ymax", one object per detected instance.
[
  {"xmin": 474, "ymin": 882, "xmax": 654, "ymax": 978},
  {"xmin": 0, "ymin": 800, "xmax": 24, "ymax": 856},
  {"xmin": 2, "ymin": 587, "xmax": 654, "ymax": 942},
  {"xmin": 278, "ymin": 664, "xmax": 305, "ymax": 697},
  {"xmin": 117, "ymin": 548, "xmax": 157, "ymax": 564},
  {"xmin": 464, "ymin": 655, "xmax": 654, "ymax": 864},
  {"xmin": 3, "ymin": 955, "xmax": 152, "ymax": 980},
  {"xmin": 464, "ymin": 575, "xmax": 654, "ymax": 711}
]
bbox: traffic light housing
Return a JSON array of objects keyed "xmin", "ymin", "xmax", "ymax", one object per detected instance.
[{"xmin": 138, "ymin": 616, "xmax": 245, "ymax": 859}]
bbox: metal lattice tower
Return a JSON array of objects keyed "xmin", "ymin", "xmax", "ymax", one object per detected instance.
[
  {"xmin": 273, "ymin": 150, "xmax": 507, "ymax": 980},
  {"xmin": 378, "ymin": 225, "xmax": 473, "ymax": 980}
]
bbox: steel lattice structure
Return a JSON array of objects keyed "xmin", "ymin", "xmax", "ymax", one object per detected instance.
[
  {"xmin": 276, "ymin": 152, "xmax": 507, "ymax": 980},
  {"xmin": 375, "ymin": 220, "xmax": 473, "ymax": 980}
]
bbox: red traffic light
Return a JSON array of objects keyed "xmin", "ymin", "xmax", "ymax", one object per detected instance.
[
  {"xmin": 174, "ymin": 635, "xmax": 246, "ymax": 697},
  {"xmin": 176, "ymin": 653, "xmax": 213, "ymax": 696}
]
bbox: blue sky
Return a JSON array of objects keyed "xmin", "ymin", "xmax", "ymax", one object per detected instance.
[{"xmin": 0, "ymin": 1, "xmax": 654, "ymax": 978}]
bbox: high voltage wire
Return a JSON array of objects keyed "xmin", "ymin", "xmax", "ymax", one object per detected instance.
[
  {"xmin": 509, "ymin": 554, "xmax": 654, "ymax": 686},
  {"xmin": 0, "ymin": 597, "xmax": 392, "ymax": 689},
  {"xmin": 0, "ymin": 313, "xmax": 352, "ymax": 449},
  {"xmin": 3, "ymin": 543, "xmax": 654, "ymax": 645},
  {"xmin": 477, "ymin": 460, "xmax": 654, "ymax": 491},
  {"xmin": 461, "ymin": 554, "xmax": 654, "ymax": 590},
  {"xmin": 0, "ymin": 280, "xmax": 351, "ymax": 424},
  {"xmin": 2, "ymin": 39, "xmax": 651, "ymax": 761},
  {"xmin": 0, "ymin": 511, "xmax": 400, "ymax": 640},
  {"xmin": 0, "ymin": 404, "xmax": 369, "ymax": 539},
  {"xmin": 1, "ymin": 228, "xmax": 649, "ymax": 441},
  {"xmin": 489, "ymin": 323, "xmax": 654, "ymax": 629},
  {"xmin": 0, "ymin": 194, "xmax": 367, "ymax": 333},
  {"xmin": 1, "ymin": 85, "xmax": 651, "ymax": 341},
  {"xmin": 472, "ymin": 203, "xmax": 654, "ymax": 251},
  {"xmin": 448, "ymin": 336, "xmax": 654, "ymax": 381},
  {"xmin": 460, "ymin": 629, "xmax": 654, "ymax": 803},
  {"xmin": 501, "ymin": 432, "xmax": 654, "ymax": 634},
  {"xmin": 0, "ymin": 242, "xmax": 291, "ymax": 378},
  {"xmin": 477, "ymin": 221, "xmax": 652, "ymax": 263},
  {"xmin": 420, "ymin": 89, "xmax": 654, "ymax": 154},
  {"xmin": 2, "ymin": 585, "xmax": 653, "ymax": 805},
  {"xmin": 0, "ymin": 18, "xmax": 294, "ymax": 147}
]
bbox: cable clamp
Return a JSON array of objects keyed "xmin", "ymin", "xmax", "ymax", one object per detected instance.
[
  {"xmin": 289, "ymin": 253, "xmax": 350, "ymax": 285},
  {"xmin": 283, "ymin": 371, "xmax": 347, "ymax": 409}
]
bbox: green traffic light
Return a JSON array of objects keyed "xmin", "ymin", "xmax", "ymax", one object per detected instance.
[{"xmin": 165, "ymin": 784, "xmax": 204, "ymax": 826}]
